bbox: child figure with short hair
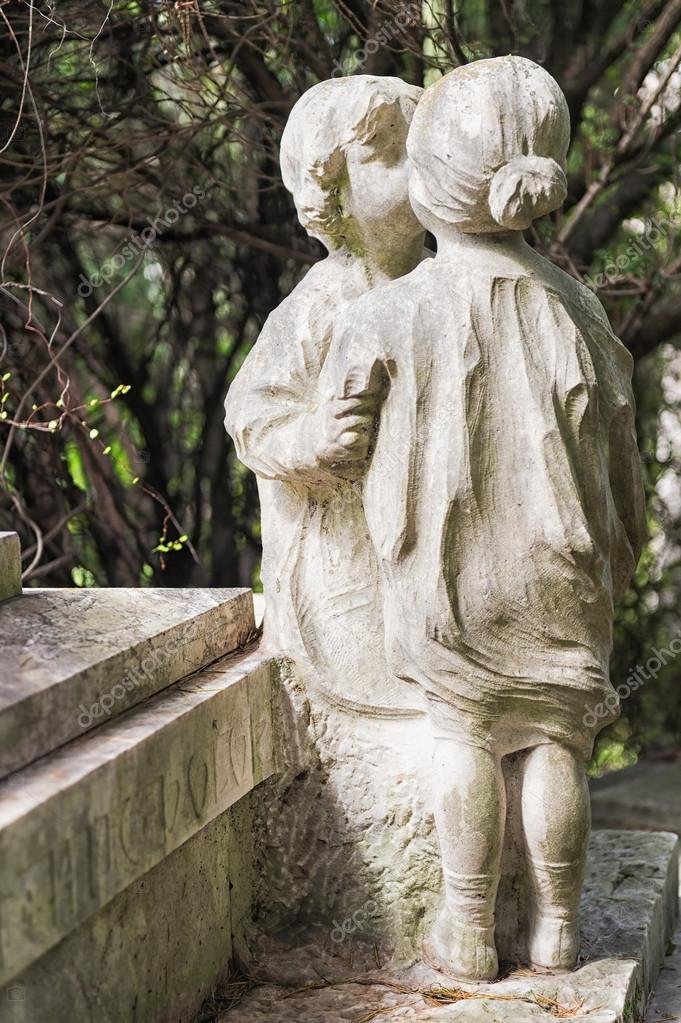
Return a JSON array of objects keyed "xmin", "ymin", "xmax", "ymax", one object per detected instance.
[
  {"xmin": 225, "ymin": 76, "xmax": 425, "ymax": 713},
  {"xmin": 323, "ymin": 57, "xmax": 646, "ymax": 980}
]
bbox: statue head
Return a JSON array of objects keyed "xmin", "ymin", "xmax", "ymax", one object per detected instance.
[
  {"xmin": 406, "ymin": 56, "xmax": 570, "ymax": 235},
  {"xmin": 280, "ymin": 76, "xmax": 424, "ymax": 253}
]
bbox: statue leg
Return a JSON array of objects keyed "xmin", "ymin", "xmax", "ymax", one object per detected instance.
[
  {"xmin": 520, "ymin": 741, "xmax": 589, "ymax": 971},
  {"xmin": 424, "ymin": 735, "xmax": 505, "ymax": 981}
]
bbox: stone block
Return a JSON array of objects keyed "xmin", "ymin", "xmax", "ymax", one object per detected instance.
[
  {"xmin": 0, "ymin": 646, "xmax": 275, "ymax": 987},
  {"xmin": 0, "ymin": 802, "xmax": 253, "ymax": 1023},
  {"xmin": 646, "ymin": 918, "xmax": 681, "ymax": 1021},
  {"xmin": 0, "ymin": 534, "xmax": 20, "ymax": 603},
  {"xmin": 0, "ymin": 586, "xmax": 255, "ymax": 778},
  {"xmin": 218, "ymin": 830, "xmax": 679, "ymax": 1023}
]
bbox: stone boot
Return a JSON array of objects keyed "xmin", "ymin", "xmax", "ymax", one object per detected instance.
[
  {"xmin": 423, "ymin": 907, "xmax": 499, "ymax": 982},
  {"xmin": 528, "ymin": 911, "xmax": 580, "ymax": 971}
]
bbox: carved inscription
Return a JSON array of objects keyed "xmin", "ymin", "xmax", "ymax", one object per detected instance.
[
  {"xmin": 118, "ymin": 776, "xmax": 166, "ymax": 871},
  {"xmin": 0, "ymin": 670, "xmax": 271, "ymax": 985},
  {"xmin": 87, "ymin": 812, "xmax": 112, "ymax": 902}
]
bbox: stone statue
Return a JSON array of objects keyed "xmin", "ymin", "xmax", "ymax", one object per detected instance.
[
  {"xmin": 225, "ymin": 75, "xmax": 427, "ymax": 716},
  {"xmin": 225, "ymin": 57, "xmax": 646, "ymax": 985},
  {"xmin": 320, "ymin": 56, "xmax": 647, "ymax": 981}
]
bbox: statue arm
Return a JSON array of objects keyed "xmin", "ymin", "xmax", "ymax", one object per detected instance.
[
  {"xmin": 583, "ymin": 290, "xmax": 647, "ymax": 588},
  {"xmin": 609, "ymin": 402, "xmax": 647, "ymax": 595},
  {"xmin": 225, "ymin": 318, "xmax": 379, "ymax": 485},
  {"xmin": 224, "ymin": 318, "xmax": 334, "ymax": 484},
  {"xmin": 225, "ymin": 290, "xmax": 389, "ymax": 485},
  {"xmin": 317, "ymin": 313, "xmax": 389, "ymax": 481}
]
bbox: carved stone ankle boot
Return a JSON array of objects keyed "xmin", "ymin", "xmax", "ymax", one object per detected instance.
[
  {"xmin": 528, "ymin": 911, "xmax": 579, "ymax": 971},
  {"xmin": 423, "ymin": 907, "xmax": 499, "ymax": 982}
]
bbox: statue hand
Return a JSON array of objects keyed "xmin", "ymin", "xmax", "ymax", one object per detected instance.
[
  {"xmin": 314, "ymin": 396, "xmax": 375, "ymax": 470},
  {"xmin": 313, "ymin": 362, "xmax": 388, "ymax": 477}
]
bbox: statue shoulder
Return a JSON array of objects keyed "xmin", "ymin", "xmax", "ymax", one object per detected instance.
[
  {"xmin": 339, "ymin": 260, "xmax": 435, "ymax": 328},
  {"xmin": 247, "ymin": 259, "xmax": 350, "ymax": 352}
]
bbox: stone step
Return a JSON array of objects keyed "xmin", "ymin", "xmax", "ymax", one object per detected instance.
[
  {"xmin": 646, "ymin": 916, "xmax": 681, "ymax": 1022},
  {"xmin": 217, "ymin": 831, "xmax": 680, "ymax": 1023},
  {"xmin": 0, "ymin": 585, "xmax": 255, "ymax": 779},
  {"xmin": 590, "ymin": 761, "xmax": 681, "ymax": 1021},
  {"xmin": 0, "ymin": 643, "xmax": 276, "ymax": 990}
]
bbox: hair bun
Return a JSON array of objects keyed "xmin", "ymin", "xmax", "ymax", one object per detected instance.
[{"xmin": 488, "ymin": 155, "xmax": 567, "ymax": 231}]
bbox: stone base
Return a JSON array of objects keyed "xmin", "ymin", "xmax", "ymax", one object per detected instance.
[
  {"xmin": 0, "ymin": 802, "xmax": 253, "ymax": 1023},
  {"xmin": 219, "ymin": 831, "xmax": 679, "ymax": 1023},
  {"xmin": 646, "ymin": 916, "xmax": 681, "ymax": 1022},
  {"xmin": 0, "ymin": 645, "xmax": 275, "ymax": 987}
]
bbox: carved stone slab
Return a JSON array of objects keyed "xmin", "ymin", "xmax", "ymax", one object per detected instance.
[
  {"xmin": 218, "ymin": 831, "xmax": 679, "ymax": 1023},
  {"xmin": 0, "ymin": 646, "xmax": 275, "ymax": 986},
  {"xmin": 0, "ymin": 586, "xmax": 254, "ymax": 778},
  {"xmin": 0, "ymin": 807, "xmax": 246, "ymax": 1023},
  {"xmin": 0, "ymin": 533, "xmax": 20, "ymax": 603}
]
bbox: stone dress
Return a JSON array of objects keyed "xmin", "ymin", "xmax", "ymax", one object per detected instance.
[
  {"xmin": 324, "ymin": 251, "xmax": 647, "ymax": 758},
  {"xmin": 224, "ymin": 258, "xmax": 423, "ymax": 717}
]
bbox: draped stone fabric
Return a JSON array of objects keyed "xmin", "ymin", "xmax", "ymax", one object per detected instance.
[
  {"xmin": 224, "ymin": 251, "xmax": 424, "ymax": 716},
  {"xmin": 324, "ymin": 250, "xmax": 646, "ymax": 757}
]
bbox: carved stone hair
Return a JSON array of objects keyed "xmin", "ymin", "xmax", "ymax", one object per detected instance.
[
  {"xmin": 406, "ymin": 56, "xmax": 570, "ymax": 234},
  {"xmin": 280, "ymin": 75, "xmax": 422, "ymax": 247}
]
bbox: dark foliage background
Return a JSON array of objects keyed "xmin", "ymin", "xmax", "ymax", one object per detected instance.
[{"xmin": 2, "ymin": 0, "xmax": 681, "ymax": 768}]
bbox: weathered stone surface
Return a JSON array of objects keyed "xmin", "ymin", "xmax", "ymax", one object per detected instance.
[
  {"xmin": 588, "ymin": 761, "xmax": 681, "ymax": 1022},
  {"xmin": 219, "ymin": 831, "xmax": 679, "ymax": 1023},
  {"xmin": 0, "ymin": 800, "xmax": 254, "ymax": 1023},
  {"xmin": 225, "ymin": 57, "xmax": 648, "ymax": 984},
  {"xmin": 224, "ymin": 74, "xmax": 426, "ymax": 717},
  {"xmin": 249, "ymin": 670, "xmax": 437, "ymax": 962},
  {"xmin": 0, "ymin": 645, "xmax": 275, "ymax": 987},
  {"xmin": 0, "ymin": 533, "xmax": 20, "ymax": 603},
  {"xmin": 646, "ymin": 918, "xmax": 681, "ymax": 1022},
  {"xmin": 591, "ymin": 758, "xmax": 681, "ymax": 834},
  {"xmin": 0, "ymin": 586, "xmax": 254, "ymax": 778}
]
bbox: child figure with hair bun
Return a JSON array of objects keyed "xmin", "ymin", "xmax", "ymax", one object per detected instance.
[{"xmin": 323, "ymin": 56, "xmax": 646, "ymax": 981}]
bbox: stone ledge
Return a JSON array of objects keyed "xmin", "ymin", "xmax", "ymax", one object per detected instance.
[
  {"xmin": 646, "ymin": 917, "xmax": 681, "ymax": 1021},
  {"xmin": 0, "ymin": 645, "xmax": 276, "ymax": 987},
  {"xmin": 219, "ymin": 830, "xmax": 679, "ymax": 1023},
  {"xmin": 0, "ymin": 803, "xmax": 253, "ymax": 1023},
  {"xmin": 0, "ymin": 586, "xmax": 255, "ymax": 779},
  {"xmin": 0, "ymin": 533, "xmax": 20, "ymax": 604}
]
